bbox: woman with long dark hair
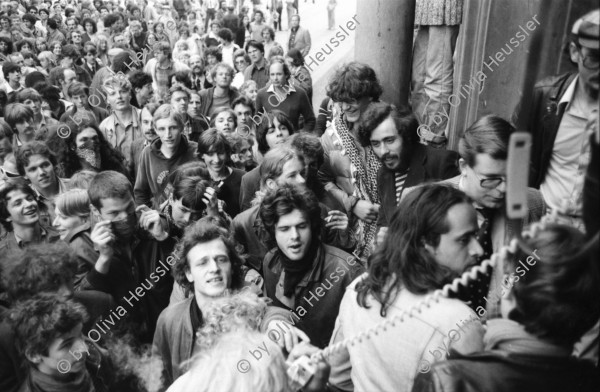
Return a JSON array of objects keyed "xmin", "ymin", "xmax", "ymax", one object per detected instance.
[{"xmin": 46, "ymin": 121, "xmax": 128, "ymax": 179}]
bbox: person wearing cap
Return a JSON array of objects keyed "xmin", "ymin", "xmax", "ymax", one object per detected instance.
[{"xmin": 513, "ymin": 9, "xmax": 599, "ymax": 232}]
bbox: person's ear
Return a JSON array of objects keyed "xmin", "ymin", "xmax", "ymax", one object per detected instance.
[
  {"xmin": 185, "ymin": 268, "xmax": 194, "ymax": 284},
  {"xmin": 458, "ymin": 158, "xmax": 468, "ymax": 176},
  {"xmin": 568, "ymin": 42, "xmax": 580, "ymax": 64},
  {"xmin": 421, "ymin": 237, "xmax": 436, "ymax": 256},
  {"xmin": 265, "ymin": 178, "xmax": 277, "ymax": 190},
  {"xmin": 90, "ymin": 204, "xmax": 101, "ymax": 220},
  {"xmin": 25, "ymin": 348, "xmax": 42, "ymax": 365}
]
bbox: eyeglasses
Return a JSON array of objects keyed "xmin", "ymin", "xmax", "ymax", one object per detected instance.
[{"xmin": 470, "ymin": 168, "xmax": 506, "ymax": 189}]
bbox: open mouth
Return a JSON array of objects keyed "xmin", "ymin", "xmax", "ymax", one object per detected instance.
[
  {"xmin": 206, "ymin": 276, "xmax": 223, "ymax": 284},
  {"xmin": 23, "ymin": 208, "xmax": 37, "ymax": 216}
]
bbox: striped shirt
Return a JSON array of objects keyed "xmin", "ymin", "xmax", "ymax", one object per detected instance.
[{"xmin": 395, "ymin": 171, "xmax": 409, "ymax": 205}]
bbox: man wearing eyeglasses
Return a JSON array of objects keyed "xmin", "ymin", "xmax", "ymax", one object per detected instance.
[
  {"xmin": 404, "ymin": 115, "xmax": 545, "ymax": 316},
  {"xmin": 513, "ymin": 9, "xmax": 598, "ymax": 232}
]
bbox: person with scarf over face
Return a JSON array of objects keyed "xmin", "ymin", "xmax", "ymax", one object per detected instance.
[
  {"xmin": 82, "ymin": 171, "xmax": 171, "ymax": 343},
  {"xmin": 413, "ymin": 223, "xmax": 600, "ymax": 392},
  {"xmin": 318, "ymin": 63, "xmax": 384, "ymax": 262},
  {"xmin": 260, "ymin": 183, "xmax": 364, "ymax": 348}
]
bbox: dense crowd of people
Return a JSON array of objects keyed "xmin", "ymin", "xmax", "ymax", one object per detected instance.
[{"xmin": 0, "ymin": 0, "xmax": 598, "ymax": 391}]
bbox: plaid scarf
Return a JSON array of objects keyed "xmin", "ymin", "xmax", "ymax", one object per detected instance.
[{"xmin": 334, "ymin": 115, "xmax": 381, "ymax": 260}]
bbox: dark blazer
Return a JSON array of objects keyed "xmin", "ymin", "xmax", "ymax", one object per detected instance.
[
  {"xmin": 412, "ymin": 349, "xmax": 600, "ymax": 392},
  {"xmin": 512, "ymin": 72, "xmax": 577, "ymax": 188},
  {"xmin": 378, "ymin": 144, "xmax": 460, "ymax": 227}
]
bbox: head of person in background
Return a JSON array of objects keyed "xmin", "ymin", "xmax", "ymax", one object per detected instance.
[
  {"xmin": 82, "ymin": 17, "xmax": 97, "ymax": 37},
  {"xmin": 153, "ymin": 41, "xmax": 173, "ymax": 67},
  {"xmin": 139, "ymin": 101, "xmax": 159, "ymax": 143},
  {"xmin": 210, "ymin": 62, "xmax": 235, "ymax": 91},
  {"xmin": 209, "ymin": 107, "xmax": 237, "ymax": 136},
  {"xmin": 15, "ymin": 39, "xmax": 34, "ymax": 54},
  {"xmin": 169, "ymin": 85, "xmax": 192, "ymax": 117},
  {"xmin": 69, "ymin": 170, "xmax": 98, "ymax": 189},
  {"xmin": 267, "ymin": 56, "xmax": 292, "ymax": 90},
  {"xmin": 226, "ymin": 133, "xmax": 256, "ymax": 172},
  {"xmin": 458, "ymin": 115, "xmax": 514, "ymax": 210},
  {"xmin": 0, "ymin": 119, "xmax": 13, "ymax": 165},
  {"xmin": 261, "ymin": 26, "xmax": 275, "ymax": 45},
  {"xmin": 188, "ymin": 90, "xmax": 203, "ymax": 121},
  {"xmin": 46, "ymin": 121, "xmax": 127, "ymax": 178},
  {"xmin": 189, "ymin": 54, "xmax": 205, "ymax": 77},
  {"xmin": 267, "ymin": 45, "xmax": 285, "ymax": 62},
  {"xmin": 103, "ymin": 75, "xmax": 133, "ymax": 113},
  {"xmin": 60, "ymin": 45, "xmax": 82, "ymax": 70},
  {"xmin": 36, "ymin": 51, "xmax": 56, "ymax": 74},
  {"xmin": 290, "ymin": 132, "xmax": 325, "ymax": 196},
  {"xmin": 0, "ymin": 36, "xmax": 13, "ymax": 57},
  {"xmin": 285, "ymin": 47, "xmax": 306, "ymax": 74},
  {"xmin": 568, "ymin": 9, "xmax": 599, "ymax": 99},
  {"xmin": 15, "ymin": 88, "xmax": 49, "ymax": 131},
  {"xmin": 66, "ymin": 82, "xmax": 95, "ymax": 116},
  {"xmin": 5, "ymin": 103, "xmax": 35, "ymax": 146},
  {"xmin": 357, "ymin": 102, "xmax": 420, "ymax": 172},
  {"xmin": 128, "ymin": 71, "xmax": 154, "ymax": 109},
  {"xmin": 170, "ymin": 71, "xmax": 193, "ymax": 90},
  {"xmin": 22, "ymin": 52, "xmax": 37, "ymax": 68},
  {"xmin": 167, "ymin": 174, "xmax": 217, "ymax": 233},
  {"xmin": 35, "ymin": 37, "xmax": 47, "ymax": 53},
  {"xmin": 209, "ymin": 19, "xmax": 222, "ymax": 36},
  {"xmin": 216, "ymin": 27, "xmax": 234, "ymax": 48},
  {"xmin": 2, "ymin": 61, "xmax": 22, "ymax": 90},
  {"xmin": 252, "ymin": 9, "xmax": 264, "ymax": 24},
  {"xmin": 256, "ymin": 110, "xmax": 295, "ymax": 156},
  {"xmin": 70, "ymin": 30, "xmax": 83, "ymax": 47},
  {"xmin": 239, "ymin": 80, "xmax": 258, "ymax": 103},
  {"xmin": 204, "ymin": 47, "xmax": 222, "ymax": 69},
  {"xmin": 0, "ymin": 178, "xmax": 41, "ymax": 237},
  {"xmin": 65, "ymin": 15, "xmax": 78, "ymax": 32},
  {"xmin": 233, "ymin": 50, "xmax": 250, "ymax": 76},
  {"xmin": 15, "ymin": 141, "xmax": 62, "ymax": 198},
  {"xmin": 245, "ymin": 40, "xmax": 265, "ymax": 66},
  {"xmin": 326, "ymin": 62, "xmax": 383, "ymax": 126},
  {"xmin": 231, "ymin": 95, "xmax": 255, "ymax": 138},
  {"xmin": 197, "ymin": 129, "xmax": 234, "ymax": 180},
  {"xmin": 53, "ymin": 188, "xmax": 91, "ymax": 241}
]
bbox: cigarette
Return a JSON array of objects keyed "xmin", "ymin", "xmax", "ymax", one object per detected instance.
[
  {"xmin": 326, "ymin": 216, "xmax": 333, "ymax": 223},
  {"xmin": 215, "ymin": 181, "xmax": 224, "ymax": 190}
]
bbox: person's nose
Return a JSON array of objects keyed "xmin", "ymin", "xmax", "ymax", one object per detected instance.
[
  {"xmin": 182, "ymin": 211, "xmax": 191, "ymax": 224},
  {"xmin": 296, "ymin": 173, "xmax": 306, "ymax": 185},
  {"xmin": 290, "ymin": 227, "xmax": 300, "ymax": 240},
  {"xmin": 496, "ymin": 179, "xmax": 507, "ymax": 194},
  {"xmin": 52, "ymin": 216, "xmax": 60, "ymax": 227}
]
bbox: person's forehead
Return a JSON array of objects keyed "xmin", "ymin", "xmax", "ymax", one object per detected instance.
[
  {"xmin": 234, "ymin": 103, "xmax": 251, "ymax": 112},
  {"xmin": 6, "ymin": 189, "xmax": 33, "ymax": 204},
  {"xmin": 276, "ymin": 209, "xmax": 307, "ymax": 226},
  {"xmin": 99, "ymin": 195, "xmax": 134, "ymax": 210},
  {"xmin": 25, "ymin": 154, "xmax": 52, "ymax": 167}
]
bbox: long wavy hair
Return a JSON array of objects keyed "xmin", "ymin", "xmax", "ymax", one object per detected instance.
[
  {"xmin": 45, "ymin": 121, "xmax": 128, "ymax": 178},
  {"xmin": 356, "ymin": 183, "xmax": 472, "ymax": 317}
]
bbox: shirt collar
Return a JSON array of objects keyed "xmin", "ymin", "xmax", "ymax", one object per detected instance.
[
  {"xmin": 267, "ymin": 83, "xmax": 296, "ymax": 94},
  {"xmin": 558, "ymin": 75, "xmax": 579, "ymax": 107},
  {"xmin": 14, "ymin": 225, "xmax": 48, "ymax": 247}
]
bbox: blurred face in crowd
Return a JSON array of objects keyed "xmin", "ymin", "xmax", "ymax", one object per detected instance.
[
  {"xmin": 70, "ymin": 92, "xmax": 88, "ymax": 110},
  {"xmin": 170, "ymin": 196, "xmax": 203, "ymax": 229},
  {"xmin": 20, "ymin": 43, "xmax": 32, "ymax": 52},
  {"xmin": 105, "ymin": 85, "xmax": 132, "ymax": 112},
  {"xmin": 155, "ymin": 116, "xmax": 183, "ymax": 150},
  {"xmin": 23, "ymin": 154, "xmax": 57, "ymax": 192},
  {"xmin": 369, "ymin": 116, "xmax": 408, "ymax": 171},
  {"xmin": 7, "ymin": 68, "xmax": 22, "ymax": 84},
  {"xmin": 275, "ymin": 209, "xmax": 311, "ymax": 261},
  {"xmin": 190, "ymin": 56, "xmax": 204, "ymax": 74},
  {"xmin": 135, "ymin": 83, "xmax": 153, "ymax": 107},
  {"xmin": 71, "ymin": 31, "xmax": 82, "ymax": 45},
  {"xmin": 291, "ymin": 15, "xmax": 300, "ymax": 28},
  {"xmin": 85, "ymin": 22, "xmax": 94, "ymax": 34},
  {"xmin": 185, "ymin": 238, "xmax": 232, "ymax": 301},
  {"xmin": 213, "ymin": 110, "xmax": 235, "ymax": 135},
  {"xmin": 262, "ymin": 29, "xmax": 271, "ymax": 43},
  {"xmin": 234, "ymin": 55, "xmax": 248, "ymax": 73},
  {"xmin": 60, "ymin": 56, "xmax": 74, "ymax": 69},
  {"xmin": 53, "ymin": 43, "xmax": 62, "ymax": 57},
  {"xmin": 424, "ymin": 202, "xmax": 483, "ymax": 273},
  {"xmin": 339, "ymin": 96, "xmax": 372, "ymax": 124},
  {"xmin": 15, "ymin": 116, "xmax": 35, "ymax": 142},
  {"xmin": 247, "ymin": 45, "xmax": 263, "ymax": 65},
  {"xmin": 130, "ymin": 22, "xmax": 142, "ymax": 37},
  {"xmin": 201, "ymin": 147, "xmax": 227, "ymax": 174},
  {"xmin": 10, "ymin": 54, "xmax": 24, "ymax": 67},
  {"xmin": 23, "ymin": 97, "xmax": 42, "ymax": 115},
  {"xmin": 237, "ymin": 139, "xmax": 254, "ymax": 167},
  {"xmin": 206, "ymin": 54, "xmax": 217, "ymax": 67},
  {"xmin": 0, "ymin": 40, "xmax": 7, "ymax": 53},
  {"xmin": 4, "ymin": 189, "xmax": 39, "ymax": 228},
  {"xmin": 254, "ymin": 12, "xmax": 262, "ymax": 23},
  {"xmin": 66, "ymin": 19, "xmax": 77, "ymax": 31},
  {"xmin": 243, "ymin": 83, "xmax": 258, "ymax": 101},
  {"xmin": 233, "ymin": 103, "xmax": 252, "ymax": 129},
  {"xmin": 265, "ymin": 117, "xmax": 290, "ymax": 149},
  {"xmin": 36, "ymin": 41, "xmax": 47, "ymax": 52},
  {"xmin": 53, "ymin": 207, "xmax": 88, "ymax": 240},
  {"xmin": 188, "ymin": 93, "xmax": 202, "ymax": 118},
  {"xmin": 140, "ymin": 107, "xmax": 156, "ymax": 142},
  {"xmin": 269, "ymin": 62, "xmax": 288, "ymax": 88},
  {"xmin": 63, "ymin": 69, "xmax": 77, "ymax": 87},
  {"xmin": 213, "ymin": 66, "xmax": 232, "ymax": 88},
  {"xmin": 170, "ymin": 91, "xmax": 189, "ymax": 114},
  {"xmin": 459, "ymin": 154, "xmax": 507, "ymax": 209},
  {"xmin": 570, "ymin": 43, "xmax": 599, "ymax": 98}
]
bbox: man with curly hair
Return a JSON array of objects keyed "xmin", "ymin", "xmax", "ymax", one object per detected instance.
[{"xmin": 260, "ymin": 183, "xmax": 364, "ymax": 348}]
